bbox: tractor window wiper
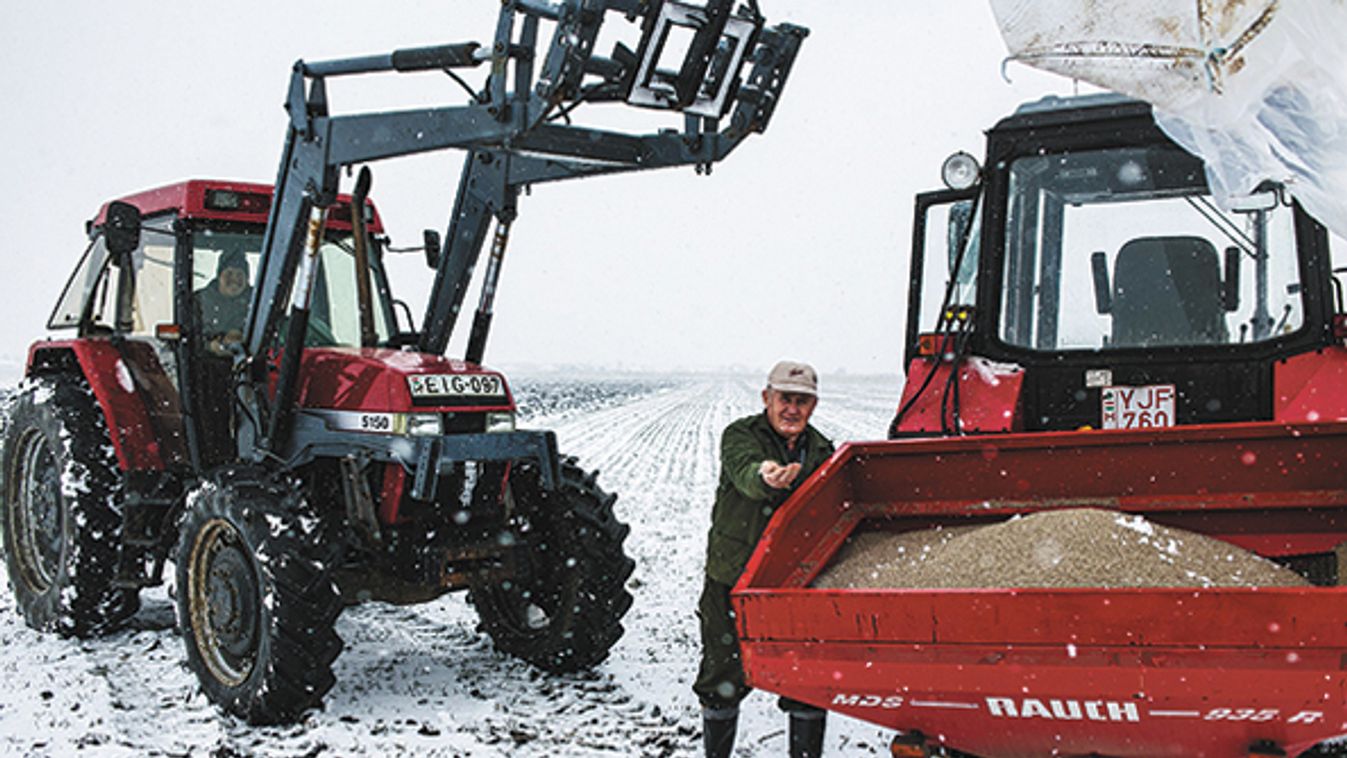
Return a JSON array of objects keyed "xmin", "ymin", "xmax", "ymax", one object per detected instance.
[
  {"xmin": 1183, "ymin": 195, "xmax": 1258, "ymax": 258},
  {"xmin": 330, "ymin": 239, "xmax": 357, "ymax": 257}
]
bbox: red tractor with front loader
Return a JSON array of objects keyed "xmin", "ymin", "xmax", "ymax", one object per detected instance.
[
  {"xmin": 1, "ymin": 0, "xmax": 804, "ymax": 724},
  {"xmin": 733, "ymin": 94, "xmax": 1347, "ymax": 757}
]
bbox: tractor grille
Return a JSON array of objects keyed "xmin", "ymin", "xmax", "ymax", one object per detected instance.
[{"xmin": 442, "ymin": 412, "xmax": 486, "ymax": 434}]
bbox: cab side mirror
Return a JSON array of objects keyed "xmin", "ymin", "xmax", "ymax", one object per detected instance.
[
  {"xmin": 423, "ymin": 229, "xmax": 442, "ymax": 269},
  {"xmin": 104, "ymin": 201, "xmax": 142, "ymax": 262}
]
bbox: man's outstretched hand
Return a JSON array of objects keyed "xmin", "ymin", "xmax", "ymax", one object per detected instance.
[{"xmin": 759, "ymin": 460, "xmax": 802, "ymax": 489}]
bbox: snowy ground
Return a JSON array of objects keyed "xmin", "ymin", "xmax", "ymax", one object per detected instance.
[{"xmin": 0, "ymin": 371, "xmax": 902, "ymax": 757}]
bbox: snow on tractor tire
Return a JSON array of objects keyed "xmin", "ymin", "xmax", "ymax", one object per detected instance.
[
  {"xmin": 470, "ymin": 457, "xmax": 635, "ymax": 673},
  {"xmin": 174, "ymin": 468, "xmax": 344, "ymax": 725},
  {"xmin": 0, "ymin": 375, "xmax": 139, "ymax": 637}
]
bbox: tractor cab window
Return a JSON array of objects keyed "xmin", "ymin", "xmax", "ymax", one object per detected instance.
[
  {"xmin": 916, "ymin": 196, "xmax": 980, "ymax": 332},
  {"xmin": 132, "ymin": 219, "xmax": 176, "ymax": 335},
  {"xmin": 191, "ymin": 227, "xmax": 391, "ymax": 349},
  {"xmin": 309, "ymin": 237, "xmax": 391, "ymax": 347},
  {"xmin": 998, "ymin": 146, "xmax": 1303, "ymax": 351},
  {"xmin": 193, "ymin": 228, "xmax": 261, "ymax": 351},
  {"xmin": 48, "ymin": 239, "xmax": 109, "ymax": 331},
  {"xmin": 48, "ymin": 215, "xmax": 176, "ymax": 336}
]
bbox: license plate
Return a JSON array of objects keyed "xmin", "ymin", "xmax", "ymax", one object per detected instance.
[
  {"xmin": 407, "ymin": 373, "xmax": 505, "ymax": 399},
  {"xmin": 1100, "ymin": 384, "xmax": 1175, "ymax": 429}
]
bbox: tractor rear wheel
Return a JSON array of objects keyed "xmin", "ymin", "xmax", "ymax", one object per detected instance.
[
  {"xmin": 470, "ymin": 457, "xmax": 634, "ymax": 672},
  {"xmin": 175, "ymin": 469, "xmax": 343, "ymax": 724},
  {"xmin": 1, "ymin": 375, "xmax": 139, "ymax": 636}
]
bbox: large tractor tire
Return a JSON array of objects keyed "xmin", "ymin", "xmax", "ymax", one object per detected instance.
[
  {"xmin": 175, "ymin": 469, "xmax": 343, "ymax": 724},
  {"xmin": 470, "ymin": 457, "xmax": 634, "ymax": 672},
  {"xmin": 1, "ymin": 375, "xmax": 139, "ymax": 636}
]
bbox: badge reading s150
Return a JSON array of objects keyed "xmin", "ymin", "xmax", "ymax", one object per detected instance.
[{"xmin": 408, "ymin": 373, "xmax": 505, "ymax": 399}]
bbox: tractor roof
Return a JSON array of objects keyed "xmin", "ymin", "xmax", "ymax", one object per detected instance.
[
  {"xmin": 90, "ymin": 179, "xmax": 383, "ymax": 234},
  {"xmin": 992, "ymin": 93, "xmax": 1154, "ymax": 134}
]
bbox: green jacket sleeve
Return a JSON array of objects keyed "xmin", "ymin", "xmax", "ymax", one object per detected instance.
[{"xmin": 721, "ymin": 422, "xmax": 772, "ymax": 501}]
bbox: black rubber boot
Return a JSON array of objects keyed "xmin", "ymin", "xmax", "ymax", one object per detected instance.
[
  {"xmin": 788, "ymin": 711, "xmax": 826, "ymax": 758},
  {"xmin": 702, "ymin": 708, "xmax": 738, "ymax": 758}
]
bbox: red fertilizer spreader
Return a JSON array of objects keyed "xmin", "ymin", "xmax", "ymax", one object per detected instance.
[{"xmin": 733, "ymin": 422, "xmax": 1347, "ymax": 758}]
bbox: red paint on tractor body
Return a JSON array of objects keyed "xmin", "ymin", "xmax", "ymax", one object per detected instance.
[
  {"xmin": 292, "ymin": 347, "xmax": 515, "ymax": 413},
  {"xmin": 25, "ymin": 340, "xmax": 513, "ymax": 475},
  {"xmin": 92, "ymin": 179, "xmax": 384, "ymax": 232},
  {"xmin": 893, "ymin": 356, "xmax": 1024, "ymax": 434},
  {"xmin": 25, "ymin": 339, "xmax": 182, "ymax": 471}
]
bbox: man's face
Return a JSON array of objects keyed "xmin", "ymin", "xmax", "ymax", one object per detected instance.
[
  {"xmin": 218, "ymin": 266, "xmax": 248, "ymax": 298},
  {"xmin": 762, "ymin": 388, "xmax": 817, "ymax": 440}
]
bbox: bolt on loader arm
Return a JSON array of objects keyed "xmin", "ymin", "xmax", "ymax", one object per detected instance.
[{"xmin": 238, "ymin": 0, "xmax": 807, "ymax": 459}]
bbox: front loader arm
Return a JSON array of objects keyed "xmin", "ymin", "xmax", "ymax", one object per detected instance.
[
  {"xmin": 240, "ymin": 0, "xmax": 807, "ymax": 460},
  {"xmin": 417, "ymin": 20, "xmax": 806, "ymax": 357}
]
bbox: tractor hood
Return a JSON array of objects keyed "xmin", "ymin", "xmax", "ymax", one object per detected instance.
[{"xmin": 296, "ymin": 347, "xmax": 515, "ymax": 413}]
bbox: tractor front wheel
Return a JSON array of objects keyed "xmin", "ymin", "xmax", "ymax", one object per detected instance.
[
  {"xmin": 175, "ymin": 469, "xmax": 343, "ymax": 724},
  {"xmin": 470, "ymin": 457, "xmax": 634, "ymax": 672},
  {"xmin": 1, "ymin": 375, "xmax": 138, "ymax": 636}
]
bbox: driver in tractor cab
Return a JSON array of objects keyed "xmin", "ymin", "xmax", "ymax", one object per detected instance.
[
  {"xmin": 193, "ymin": 248, "xmax": 253, "ymax": 463},
  {"xmin": 196, "ymin": 248, "xmax": 252, "ymax": 355},
  {"xmin": 697, "ymin": 361, "xmax": 835, "ymax": 758}
]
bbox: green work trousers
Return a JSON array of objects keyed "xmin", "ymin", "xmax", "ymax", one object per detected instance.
[{"xmin": 693, "ymin": 577, "xmax": 821, "ymax": 716}]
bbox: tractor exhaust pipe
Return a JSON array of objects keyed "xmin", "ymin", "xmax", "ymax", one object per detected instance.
[{"xmin": 350, "ymin": 167, "xmax": 377, "ymax": 348}]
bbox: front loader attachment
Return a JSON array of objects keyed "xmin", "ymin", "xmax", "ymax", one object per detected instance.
[{"xmin": 733, "ymin": 421, "xmax": 1347, "ymax": 758}]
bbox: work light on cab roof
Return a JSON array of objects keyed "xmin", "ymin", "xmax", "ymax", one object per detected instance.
[{"xmin": 941, "ymin": 150, "xmax": 980, "ymax": 190}]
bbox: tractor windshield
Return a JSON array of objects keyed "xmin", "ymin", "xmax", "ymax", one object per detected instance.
[
  {"xmin": 193, "ymin": 226, "xmax": 392, "ymax": 348},
  {"xmin": 997, "ymin": 145, "xmax": 1303, "ymax": 351}
]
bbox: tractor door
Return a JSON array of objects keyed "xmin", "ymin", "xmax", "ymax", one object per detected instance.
[
  {"xmin": 47, "ymin": 213, "xmax": 190, "ymax": 468},
  {"xmin": 904, "ymin": 188, "xmax": 979, "ymax": 367},
  {"xmin": 185, "ymin": 226, "xmax": 266, "ymax": 466}
]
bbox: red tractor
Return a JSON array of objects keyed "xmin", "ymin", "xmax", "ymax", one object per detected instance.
[
  {"xmin": 2, "ymin": 0, "xmax": 805, "ymax": 723},
  {"xmin": 732, "ymin": 94, "xmax": 1347, "ymax": 757}
]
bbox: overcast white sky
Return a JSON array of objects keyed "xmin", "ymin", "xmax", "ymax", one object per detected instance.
[{"xmin": 0, "ymin": 2, "xmax": 1076, "ymax": 382}]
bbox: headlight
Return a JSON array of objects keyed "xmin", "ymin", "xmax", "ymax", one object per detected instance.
[
  {"xmin": 310, "ymin": 409, "xmax": 444, "ymax": 436},
  {"xmin": 405, "ymin": 412, "xmax": 444, "ymax": 436},
  {"xmin": 485, "ymin": 411, "xmax": 516, "ymax": 433}
]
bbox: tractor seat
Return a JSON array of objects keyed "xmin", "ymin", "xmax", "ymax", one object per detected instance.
[{"xmin": 1111, "ymin": 236, "xmax": 1228, "ymax": 347}]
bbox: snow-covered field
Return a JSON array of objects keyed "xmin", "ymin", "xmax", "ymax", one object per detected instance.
[{"xmin": 0, "ymin": 371, "xmax": 902, "ymax": 757}]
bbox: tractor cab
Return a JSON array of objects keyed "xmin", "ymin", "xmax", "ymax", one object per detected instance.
[
  {"xmin": 54, "ymin": 181, "xmax": 398, "ymax": 348},
  {"xmin": 896, "ymin": 94, "xmax": 1345, "ymax": 435},
  {"xmin": 42, "ymin": 180, "xmax": 409, "ymax": 469}
]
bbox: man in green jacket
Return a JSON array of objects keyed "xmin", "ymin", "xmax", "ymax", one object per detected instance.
[{"xmin": 695, "ymin": 360, "xmax": 835, "ymax": 758}]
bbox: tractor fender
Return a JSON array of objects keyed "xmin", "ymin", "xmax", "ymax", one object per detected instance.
[
  {"xmin": 892, "ymin": 355, "xmax": 1025, "ymax": 435},
  {"xmin": 25, "ymin": 338, "xmax": 184, "ymax": 471}
]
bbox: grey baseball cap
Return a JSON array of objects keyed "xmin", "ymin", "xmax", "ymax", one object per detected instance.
[{"xmin": 766, "ymin": 360, "xmax": 818, "ymax": 396}]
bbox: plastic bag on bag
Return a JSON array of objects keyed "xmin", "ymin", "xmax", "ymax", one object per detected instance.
[{"xmin": 990, "ymin": 0, "xmax": 1347, "ymax": 238}]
